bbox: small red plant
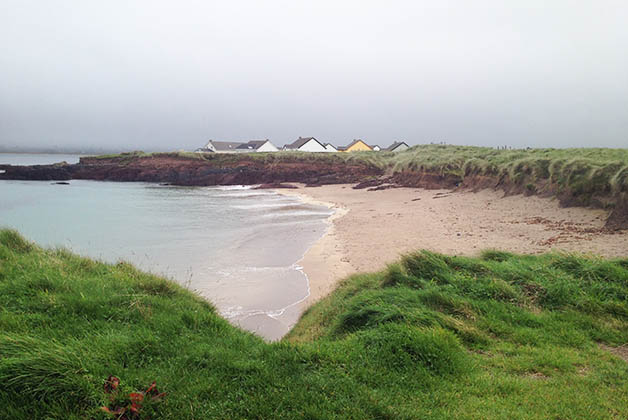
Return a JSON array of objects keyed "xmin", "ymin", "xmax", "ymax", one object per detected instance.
[{"xmin": 101, "ymin": 376, "xmax": 166, "ymax": 420}]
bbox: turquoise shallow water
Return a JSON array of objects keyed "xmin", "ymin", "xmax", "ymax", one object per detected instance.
[{"xmin": 0, "ymin": 154, "xmax": 332, "ymax": 339}]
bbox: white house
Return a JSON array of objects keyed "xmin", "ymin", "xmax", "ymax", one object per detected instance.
[
  {"xmin": 201, "ymin": 140, "xmax": 243, "ymax": 153},
  {"xmin": 198, "ymin": 139, "xmax": 278, "ymax": 153},
  {"xmin": 235, "ymin": 140, "xmax": 278, "ymax": 153},
  {"xmin": 283, "ymin": 137, "xmax": 328, "ymax": 152},
  {"xmin": 324, "ymin": 143, "xmax": 338, "ymax": 152},
  {"xmin": 385, "ymin": 141, "xmax": 410, "ymax": 152}
]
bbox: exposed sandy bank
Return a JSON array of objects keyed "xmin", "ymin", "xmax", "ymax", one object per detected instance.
[{"xmin": 279, "ymin": 184, "xmax": 627, "ymax": 308}]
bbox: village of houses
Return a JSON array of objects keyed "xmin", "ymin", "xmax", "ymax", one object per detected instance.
[{"xmin": 196, "ymin": 137, "xmax": 409, "ymax": 154}]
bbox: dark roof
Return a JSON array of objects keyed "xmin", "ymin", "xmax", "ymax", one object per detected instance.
[
  {"xmin": 385, "ymin": 141, "xmax": 409, "ymax": 151},
  {"xmin": 283, "ymin": 137, "xmax": 326, "ymax": 150},
  {"xmin": 209, "ymin": 141, "xmax": 243, "ymax": 151},
  {"xmin": 206, "ymin": 139, "xmax": 271, "ymax": 151},
  {"xmin": 235, "ymin": 140, "xmax": 270, "ymax": 150}
]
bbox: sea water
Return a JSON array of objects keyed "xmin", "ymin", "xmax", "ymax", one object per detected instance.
[{"xmin": 0, "ymin": 154, "xmax": 333, "ymax": 340}]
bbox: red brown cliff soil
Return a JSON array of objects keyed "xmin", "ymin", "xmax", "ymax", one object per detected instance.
[{"xmin": 0, "ymin": 154, "xmax": 383, "ymax": 186}]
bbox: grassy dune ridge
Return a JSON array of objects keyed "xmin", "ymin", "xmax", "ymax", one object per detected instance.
[
  {"xmin": 1, "ymin": 229, "xmax": 627, "ymax": 419},
  {"xmin": 387, "ymin": 146, "xmax": 628, "ymax": 210}
]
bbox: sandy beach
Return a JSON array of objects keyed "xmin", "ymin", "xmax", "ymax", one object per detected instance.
[{"xmin": 278, "ymin": 184, "xmax": 628, "ymax": 310}]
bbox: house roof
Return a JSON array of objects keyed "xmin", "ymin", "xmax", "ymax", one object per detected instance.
[
  {"xmin": 385, "ymin": 141, "xmax": 409, "ymax": 151},
  {"xmin": 342, "ymin": 139, "xmax": 372, "ymax": 151},
  {"xmin": 208, "ymin": 141, "xmax": 243, "ymax": 151},
  {"xmin": 235, "ymin": 140, "xmax": 271, "ymax": 150},
  {"xmin": 205, "ymin": 139, "xmax": 272, "ymax": 152},
  {"xmin": 284, "ymin": 137, "xmax": 326, "ymax": 150}
]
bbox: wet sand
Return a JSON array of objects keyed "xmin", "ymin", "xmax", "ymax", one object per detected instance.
[{"xmin": 278, "ymin": 184, "xmax": 627, "ymax": 310}]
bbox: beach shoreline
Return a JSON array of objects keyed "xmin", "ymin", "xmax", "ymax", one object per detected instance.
[
  {"xmin": 277, "ymin": 184, "xmax": 627, "ymax": 310},
  {"xmin": 274, "ymin": 188, "xmax": 354, "ymax": 311}
]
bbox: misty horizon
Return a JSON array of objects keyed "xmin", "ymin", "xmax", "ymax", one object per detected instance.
[{"xmin": 1, "ymin": 1, "xmax": 627, "ymax": 151}]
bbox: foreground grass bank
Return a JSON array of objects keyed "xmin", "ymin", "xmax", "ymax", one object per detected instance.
[{"xmin": 1, "ymin": 229, "xmax": 627, "ymax": 419}]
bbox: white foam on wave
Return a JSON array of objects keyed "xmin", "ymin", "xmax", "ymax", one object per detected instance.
[
  {"xmin": 261, "ymin": 210, "xmax": 332, "ymax": 218},
  {"xmin": 214, "ymin": 265, "xmax": 294, "ymax": 277},
  {"xmin": 218, "ymin": 258, "xmax": 315, "ymax": 323},
  {"xmin": 247, "ymin": 218, "xmax": 325, "ymax": 229},
  {"xmin": 212, "ymin": 192, "xmax": 274, "ymax": 199},
  {"xmin": 223, "ymin": 262, "xmax": 312, "ymax": 321},
  {"xmin": 209, "ymin": 185, "xmax": 258, "ymax": 191},
  {"xmin": 230, "ymin": 202, "xmax": 299, "ymax": 210},
  {"xmin": 265, "ymin": 262, "xmax": 312, "ymax": 319},
  {"xmin": 200, "ymin": 185, "xmax": 337, "ymax": 337}
]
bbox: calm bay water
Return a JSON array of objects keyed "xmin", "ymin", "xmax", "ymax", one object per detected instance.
[{"xmin": 0, "ymin": 154, "xmax": 332, "ymax": 339}]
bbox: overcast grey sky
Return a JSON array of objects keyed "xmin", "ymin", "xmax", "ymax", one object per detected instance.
[{"xmin": 1, "ymin": 0, "xmax": 627, "ymax": 150}]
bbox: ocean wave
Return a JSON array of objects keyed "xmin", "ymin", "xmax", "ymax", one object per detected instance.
[
  {"xmin": 211, "ymin": 192, "xmax": 275, "ymax": 199},
  {"xmin": 214, "ymin": 266, "xmax": 295, "ymax": 277},
  {"xmin": 271, "ymin": 204, "xmax": 332, "ymax": 213},
  {"xmin": 209, "ymin": 185, "xmax": 257, "ymax": 191},
  {"xmin": 229, "ymin": 202, "xmax": 300, "ymax": 210},
  {"xmin": 261, "ymin": 210, "xmax": 332, "ymax": 219},
  {"xmin": 221, "ymin": 304, "xmax": 301, "ymax": 321},
  {"xmin": 244, "ymin": 218, "xmax": 326, "ymax": 229},
  {"xmin": 214, "ymin": 251, "xmax": 315, "ymax": 324},
  {"xmin": 230, "ymin": 201, "xmax": 332, "ymax": 215}
]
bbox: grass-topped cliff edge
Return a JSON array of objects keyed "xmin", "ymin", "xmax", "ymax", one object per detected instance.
[{"xmin": 1, "ymin": 229, "xmax": 627, "ymax": 419}]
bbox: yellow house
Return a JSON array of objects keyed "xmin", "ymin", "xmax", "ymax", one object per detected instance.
[{"xmin": 338, "ymin": 139, "xmax": 373, "ymax": 152}]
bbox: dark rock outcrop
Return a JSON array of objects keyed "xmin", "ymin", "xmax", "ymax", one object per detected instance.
[
  {"xmin": 0, "ymin": 155, "xmax": 383, "ymax": 187},
  {"xmin": 353, "ymin": 179, "xmax": 385, "ymax": 189}
]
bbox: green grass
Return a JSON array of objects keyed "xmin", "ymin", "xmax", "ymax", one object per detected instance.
[
  {"xmin": 83, "ymin": 149, "xmax": 383, "ymax": 168},
  {"xmin": 1, "ymin": 229, "xmax": 627, "ymax": 419},
  {"xmin": 388, "ymin": 146, "xmax": 628, "ymax": 204},
  {"xmin": 82, "ymin": 151, "xmax": 206, "ymax": 163}
]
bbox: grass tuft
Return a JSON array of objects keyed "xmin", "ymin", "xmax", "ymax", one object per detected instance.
[
  {"xmin": 481, "ymin": 249, "xmax": 515, "ymax": 262},
  {"xmin": 0, "ymin": 229, "xmax": 34, "ymax": 253},
  {"xmin": 356, "ymin": 324, "xmax": 469, "ymax": 375}
]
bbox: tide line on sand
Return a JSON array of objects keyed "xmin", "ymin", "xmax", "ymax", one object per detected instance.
[
  {"xmin": 274, "ymin": 188, "xmax": 354, "ymax": 309},
  {"xmin": 213, "ymin": 189, "xmax": 347, "ymax": 340}
]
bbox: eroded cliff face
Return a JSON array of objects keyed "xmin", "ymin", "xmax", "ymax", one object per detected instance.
[
  {"xmin": 0, "ymin": 154, "xmax": 384, "ymax": 186},
  {"xmin": 1, "ymin": 154, "xmax": 626, "ymax": 230}
]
